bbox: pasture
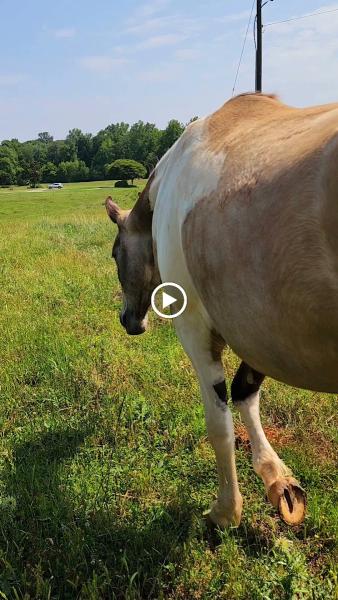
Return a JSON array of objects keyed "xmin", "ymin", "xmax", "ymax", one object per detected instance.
[{"xmin": 0, "ymin": 181, "xmax": 336, "ymax": 599}]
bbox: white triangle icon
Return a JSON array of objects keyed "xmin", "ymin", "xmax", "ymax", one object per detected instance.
[{"xmin": 162, "ymin": 291, "xmax": 177, "ymax": 309}]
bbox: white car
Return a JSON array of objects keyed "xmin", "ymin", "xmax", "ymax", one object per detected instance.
[{"xmin": 48, "ymin": 182, "xmax": 64, "ymax": 189}]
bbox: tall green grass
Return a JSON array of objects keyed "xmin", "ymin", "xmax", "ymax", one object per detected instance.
[{"xmin": 0, "ymin": 182, "xmax": 336, "ymax": 599}]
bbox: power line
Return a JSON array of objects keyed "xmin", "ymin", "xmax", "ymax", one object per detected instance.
[
  {"xmin": 232, "ymin": 0, "xmax": 256, "ymax": 96},
  {"xmin": 265, "ymin": 7, "xmax": 338, "ymax": 27}
]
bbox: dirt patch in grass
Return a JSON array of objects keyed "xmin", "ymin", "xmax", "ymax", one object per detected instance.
[
  {"xmin": 293, "ymin": 429, "xmax": 336, "ymax": 466},
  {"xmin": 235, "ymin": 423, "xmax": 336, "ymax": 466},
  {"xmin": 235, "ymin": 423, "xmax": 293, "ymax": 451}
]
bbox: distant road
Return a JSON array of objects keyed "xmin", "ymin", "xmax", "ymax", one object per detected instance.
[{"xmin": 0, "ymin": 185, "xmax": 116, "ymax": 195}]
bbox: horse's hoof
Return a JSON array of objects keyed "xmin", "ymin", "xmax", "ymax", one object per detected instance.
[
  {"xmin": 203, "ymin": 498, "xmax": 242, "ymax": 529},
  {"xmin": 268, "ymin": 477, "xmax": 306, "ymax": 525},
  {"xmin": 203, "ymin": 509, "xmax": 219, "ymax": 530}
]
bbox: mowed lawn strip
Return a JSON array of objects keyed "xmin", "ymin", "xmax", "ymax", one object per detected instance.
[{"xmin": 0, "ymin": 182, "xmax": 336, "ymax": 599}]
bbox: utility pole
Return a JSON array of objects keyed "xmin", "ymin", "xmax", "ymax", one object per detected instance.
[{"xmin": 255, "ymin": 0, "xmax": 262, "ymax": 91}]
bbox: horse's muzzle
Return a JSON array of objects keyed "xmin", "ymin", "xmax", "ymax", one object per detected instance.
[{"xmin": 120, "ymin": 309, "xmax": 146, "ymax": 335}]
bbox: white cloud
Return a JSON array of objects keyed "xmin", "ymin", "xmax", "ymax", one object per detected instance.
[
  {"xmin": 217, "ymin": 10, "xmax": 252, "ymax": 24},
  {"xmin": 0, "ymin": 74, "xmax": 25, "ymax": 86},
  {"xmin": 137, "ymin": 0, "xmax": 171, "ymax": 18},
  {"xmin": 125, "ymin": 15, "xmax": 175, "ymax": 35},
  {"xmin": 79, "ymin": 56, "xmax": 130, "ymax": 73},
  {"xmin": 125, "ymin": 11, "xmax": 204, "ymax": 38},
  {"xmin": 53, "ymin": 27, "xmax": 76, "ymax": 39},
  {"xmin": 138, "ymin": 33, "xmax": 186, "ymax": 49},
  {"xmin": 175, "ymin": 48, "xmax": 201, "ymax": 61},
  {"xmin": 138, "ymin": 62, "xmax": 182, "ymax": 82}
]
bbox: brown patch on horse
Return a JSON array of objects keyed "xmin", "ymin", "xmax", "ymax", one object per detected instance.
[
  {"xmin": 210, "ymin": 328, "xmax": 225, "ymax": 362},
  {"xmin": 182, "ymin": 94, "xmax": 338, "ymax": 390}
]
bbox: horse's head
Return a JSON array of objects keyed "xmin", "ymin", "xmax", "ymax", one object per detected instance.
[{"xmin": 105, "ymin": 191, "xmax": 160, "ymax": 335}]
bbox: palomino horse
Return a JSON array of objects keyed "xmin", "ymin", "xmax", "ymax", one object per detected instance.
[{"xmin": 105, "ymin": 92, "xmax": 338, "ymax": 527}]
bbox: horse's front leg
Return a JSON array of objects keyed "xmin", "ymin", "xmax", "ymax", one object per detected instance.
[{"xmin": 174, "ymin": 308, "xmax": 243, "ymax": 527}]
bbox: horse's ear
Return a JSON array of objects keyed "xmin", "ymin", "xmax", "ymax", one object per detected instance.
[{"xmin": 105, "ymin": 197, "xmax": 121, "ymax": 224}]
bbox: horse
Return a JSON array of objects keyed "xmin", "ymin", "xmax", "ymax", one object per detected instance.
[{"xmin": 105, "ymin": 92, "xmax": 338, "ymax": 527}]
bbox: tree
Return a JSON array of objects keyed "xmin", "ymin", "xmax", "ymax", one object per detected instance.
[
  {"xmin": 107, "ymin": 159, "xmax": 146, "ymax": 184},
  {"xmin": 91, "ymin": 135, "xmax": 115, "ymax": 180},
  {"xmin": 57, "ymin": 160, "xmax": 90, "ymax": 182},
  {"xmin": 0, "ymin": 145, "xmax": 18, "ymax": 185},
  {"xmin": 46, "ymin": 140, "xmax": 76, "ymax": 165},
  {"xmin": 0, "ymin": 157, "xmax": 16, "ymax": 185},
  {"xmin": 42, "ymin": 161, "xmax": 57, "ymax": 183},
  {"xmin": 159, "ymin": 119, "xmax": 184, "ymax": 157},
  {"xmin": 74, "ymin": 160, "xmax": 90, "ymax": 182},
  {"xmin": 144, "ymin": 151, "xmax": 159, "ymax": 175},
  {"xmin": 66, "ymin": 129, "xmax": 93, "ymax": 166},
  {"xmin": 0, "ymin": 166, "xmax": 14, "ymax": 186},
  {"xmin": 104, "ymin": 122, "xmax": 130, "ymax": 158},
  {"xmin": 32, "ymin": 143, "xmax": 48, "ymax": 164},
  {"xmin": 0, "ymin": 114, "xmax": 198, "ymax": 185},
  {"xmin": 38, "ymin": 132, "xmax": 53, "ymax": 143},
  {"xmin": 128, "ymin": 121, "xmax": 160, "ymax": 166},
  {"xmin": 27, "ymin": 161, "xmax": 41, "ymax": 188}
]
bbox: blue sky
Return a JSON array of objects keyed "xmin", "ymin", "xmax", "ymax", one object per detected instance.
[{"xmin": 1, "ymin": 0, "xmax": 338, "ymax": 140}]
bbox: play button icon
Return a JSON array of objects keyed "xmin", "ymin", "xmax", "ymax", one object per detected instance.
[
  {"xmin": 162, "ymin": 291, "xmax": 177, "ymax": 310},
  {"xmin": 151, "ymin": 282, "xmax": 187, "ymax": 319}
]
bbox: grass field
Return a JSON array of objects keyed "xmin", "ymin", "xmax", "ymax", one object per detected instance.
[{"xmin": 0, "ymin": 181, "xmax": 337, "ymax": 599}]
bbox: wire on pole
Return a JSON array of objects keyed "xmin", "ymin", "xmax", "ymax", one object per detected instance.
[
  {"xmin": 265, "ymin": 7, "xmax": 338, "ymax": 28},
  {"xmin": 232, "ymin": 0, "xmax": 256, "ymax": 96}
]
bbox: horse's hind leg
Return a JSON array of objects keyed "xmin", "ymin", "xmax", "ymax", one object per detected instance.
[{"xmin": 232, "ymin": 362, "xmax": 306, "ymax": 525}]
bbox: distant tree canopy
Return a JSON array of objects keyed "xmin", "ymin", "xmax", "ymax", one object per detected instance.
[
  {"xmin": 108, "ymin": 159, "xmax": 147, "ymax": 184},
  {"xmin": 0, "ymin": 117, "xmax": 192, "ymax": 186},
  {"xmin": 0, "ymin": 144, "xmax": 18, "ymax": 185}
]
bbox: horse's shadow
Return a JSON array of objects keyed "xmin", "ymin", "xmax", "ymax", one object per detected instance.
[
  {"xmin": 1, "ymin": 425, "xmax": 290, "ymax": 597},
  {"xmin": 0, "ymin": 425, "xmax": 192, "ymax": 598}
]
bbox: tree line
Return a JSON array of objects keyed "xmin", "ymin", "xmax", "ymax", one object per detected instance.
[{"xmin": 0, "ymin": 117, "xmax": 197, "ymax": 186}]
